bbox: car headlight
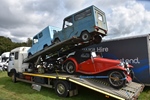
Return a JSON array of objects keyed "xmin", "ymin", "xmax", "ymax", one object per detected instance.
[
  {"xmin": 119, "ymin": 62, "xmax": 124, "ymax": 68},
  {"xmin": 125, "ymin": 62, "xmax": 129, "ymax": 68}
]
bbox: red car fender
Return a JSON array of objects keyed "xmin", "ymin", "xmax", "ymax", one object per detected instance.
[
  {"xmin": 107, "ymin": 66, "xmax": 126, "ymax": 71},
  {"xmin": 128, "ymin": 64, "xmax": 133, "ymax": 68},
  {"xmin": 63, "ymin": 57, "xmax": 79, "ymax": 72}
]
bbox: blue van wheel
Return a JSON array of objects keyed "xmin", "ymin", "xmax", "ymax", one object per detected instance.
[
  {"xmin": 54, "ymin": 38, "xmax": 60, "ymax": 44},
  {"xmin": 93, "ymin": 35, "xmax": 102, "ymax": 44},
  {"xmin": 81, "ymin": 31, "xmax": 91, "ymax": 41}
]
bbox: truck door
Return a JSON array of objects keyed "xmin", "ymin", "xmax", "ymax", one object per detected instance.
[
  {"xmin": 62, "ymin": 16, "xmax": 74, "ymax": 39},
  {"xmin": 31, "ymin": 35, "xmax": 39, "ymax": 54},
  {"xmin": 14, "ymin": 52, "xmax": 19, "ymax": 71},
  {"xmin": 8, "ymin": 53, "xmax": 14, "ymax": 72}
]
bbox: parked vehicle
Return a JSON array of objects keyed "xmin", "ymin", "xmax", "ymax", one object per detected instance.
[
  {"xmin": 83, "ymin": 34, "xmax": 150, "ymax": 85},
  {"xmin": 7, "ymin": 46, "xmax": 143, "ymax": 100},
  {"xmin": 6, "ymin": 5, "xmax": 144, "ymax": 99},
  {"xmin": 53, "ymin": 5, "xmax": 108, "ymax": 44},
  {"xmin": 0, "ymin": 56, "xmax": 1, "ymax": 62},
  {"xmin": 0, "ymin": 52, "xmax": 10, "ymax": 71},
  {"xmin": 28, "ymin": 26, "xmax": 61, "ymax": 56},
  {"xmin": 63, "ymin": 50, "xmax": 133, "ymax": 88}
]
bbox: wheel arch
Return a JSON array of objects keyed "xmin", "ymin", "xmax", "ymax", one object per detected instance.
[
  {"xmin": 9, "ymin": 68, "xmax": 17, "ymax": 77},
  {"xmin": 54, "ymin": 37, "xmax": 61, "ymax": 42},
  {"xmin": 28, "ymin": 52, "xmax": 32, "ymax": 57},
  {"xmin": 64, "ymin": 57, "xmax": 79, "ymax": 72},
  {"xmin": 43, "ymin": 44, "xmax": 48, "ymax": 48}
]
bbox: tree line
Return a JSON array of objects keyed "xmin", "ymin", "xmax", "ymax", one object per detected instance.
[{"xmin": 0, "ymin": 36, "xmax": 32, "ymax": 55}]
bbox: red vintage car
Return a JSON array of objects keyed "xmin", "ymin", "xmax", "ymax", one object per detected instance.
[{"xmin": 63, "ymin": 50, "xmax": 133, "ymax": 89}]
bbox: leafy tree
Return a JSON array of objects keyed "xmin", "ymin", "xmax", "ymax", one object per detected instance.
[
  {"xmin": 0, "ymin": 36, "xmax": 30, "ymax": 55},
  {"xmin": 27, "ymin": 38, "xmax": 32, "ymax": 47}
]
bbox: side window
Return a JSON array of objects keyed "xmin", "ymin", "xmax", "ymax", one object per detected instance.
[
  {"xmin": 33, "ymin": 35, "xmax": 38, "ymax": 44},
  {"xmin": 53, "ymin": 30, "xmax": 57, "ymax": 34},
  {"xmin": 74, "ymin": 8, "xmax": 91, "ymax": 21},
  {"xmin": 15, "ymin": 52, "xmax": 19, "ymax": 60},
  {"xmin": 9, "ymin": 53, "xmax": 14, "ymax": 61},
  {"xmin": 39, "ymin": 32, "xmax": 43, "ymax": 38},
  {"xmin": 98, "ymin": 13, "xmax": 103, "ymax": 21},
  {"xmin": 64, "ymin": 17, "xmax": 73, "ymax": 28}
]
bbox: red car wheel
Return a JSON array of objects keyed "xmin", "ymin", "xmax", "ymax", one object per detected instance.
[
  {"xmin": 108, "ymin": 70, "xmax": 126, "ymax": 89},
  {"xmin": 65, "ymin": 61, "xmax": 76, "ymax": 74}
]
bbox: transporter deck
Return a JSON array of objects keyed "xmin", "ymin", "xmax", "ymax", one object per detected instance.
[
  {"xmin": 23, "ymin": 37, "xmax": 93, "ymax": 63},
  {"xmin": 20, "ymin": 72, "xmax": 144, "ymax": 100}
]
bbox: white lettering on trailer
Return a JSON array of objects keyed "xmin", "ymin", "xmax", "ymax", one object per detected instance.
[
  {"xmin": 82, "ymin": 48, "xmax": 96, "ymax": 51},
  {"xmin": 96, "ymin": 47, "xmax": 109, "ymax": 52},
  {"xmin": 119, "ymin": 57, "xmax": 140, "ymax": 64},
  {"xmin": 83, "ymin": 47, "xmax": 109, "ymax": 52}
]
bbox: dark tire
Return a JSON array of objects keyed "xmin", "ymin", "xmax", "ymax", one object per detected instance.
[
  {"xmin": 28, "ymin": 53, "xmax": 32, "ymax": 58},
  {"xmin": 55, "ymin": 81, "xmax": 69, "ymax": 97},
  {"xmin": 93, "ymin": 35, "xmax": 102, "ymax": 44},
  {"xmin": 80, "ymin": 31, "xmax": 91, "ymax": 41},
  {"xmin": 11, "ymin": 71, "xmax": 16, "ymax": 83},
  {"xmin": 47, "ymin": 63, "xmax": 55, "ymax": 73},
  {"xmin": 43, "ymin": 44, "xmax": 48, "ymax": 49},
  {"xmin": 65, "ymin": 61, "xmax": 76, "ymax": 74},
  {"xmin": 54, "ymin": 38, "xmax": 60, "ymax": 44},
  {"xmin": 108, "ymin": 70, "xmax": 126, "ymax": 89}
]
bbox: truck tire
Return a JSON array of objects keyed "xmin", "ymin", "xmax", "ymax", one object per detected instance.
[
  {"xmin": 55, "ymin": 81, "xmax": 69, "ymax": 97},
  {"xmin": 12, "ymin": 71, "xmax": 16, "ymax": 83},
  {"xmin": 80, "ymin": 31, "xmax": 91, "ymax": 41},
  {"xmin": 65, "ymin": 61, "xmax": 76, "ymax": 74},
  {"xmin": 108, "ymin": 70, "xmax": 126, "ymax": 89}
]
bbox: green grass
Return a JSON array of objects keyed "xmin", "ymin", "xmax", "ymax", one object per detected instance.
[
  {"xmin": 0, "ymin": 71, "xmax": 111, "ymax": 100},
  {"xmin": 138, "ymin": 86, "xmax": 150, "ymax": 100},
  {"xmin": 0, "ymin": 71, "xmax": 148, "ymax": 100}
]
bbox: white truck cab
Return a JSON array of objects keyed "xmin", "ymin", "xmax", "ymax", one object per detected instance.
[{"xmin": 8, "ymin": 47, "xmax": 30, "ymax": 76}]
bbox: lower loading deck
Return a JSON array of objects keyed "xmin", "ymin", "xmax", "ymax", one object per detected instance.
[{"xmin": 21, "ymin": 72, "xmax": 144, "ymax": 100}]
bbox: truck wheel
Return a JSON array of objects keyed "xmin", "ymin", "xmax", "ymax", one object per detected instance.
[
  {"xmin": 81, "ymin": 31, "xmax": 91, "ymax": 41},
  {"xmin": 12, "ymin": 72, "xmax": 16, "ymax": 83},
  {"xmin": 93, "ymin": 35, "xmax": 102, "ymax": 44},
  {"xmin": 55, "ymin": 81, "xmax": 69, "ymax": 97},
  {"xmin": 65, "ymin": 61, "xmax": 76, "ymax": 74},
  {"xmin": 108, "ymin": 70, "xmax": 126, "ymax": 89}
]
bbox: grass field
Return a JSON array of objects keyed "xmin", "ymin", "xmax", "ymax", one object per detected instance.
[{"xmin": 0, "ymin": 71, "xmax": 149, "ymax": 100}]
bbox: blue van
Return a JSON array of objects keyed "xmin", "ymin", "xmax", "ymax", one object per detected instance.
[
  {"xmin": 53, "ymin": 5, "xmax": 108, "ymax": 44},
  {"xmin": 28, "ymin": 26, "xmax": 61, "ymax": 56}
]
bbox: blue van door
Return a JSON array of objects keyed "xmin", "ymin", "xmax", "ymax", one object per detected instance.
[{"xmin": 62, "ymin": 16, "xmax": 74, "ymax": 39}]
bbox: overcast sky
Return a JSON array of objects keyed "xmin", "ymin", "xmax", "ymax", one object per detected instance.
[{"xmin": 0, "ymin": 0, "xmax": 150, "ymax": 42}]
